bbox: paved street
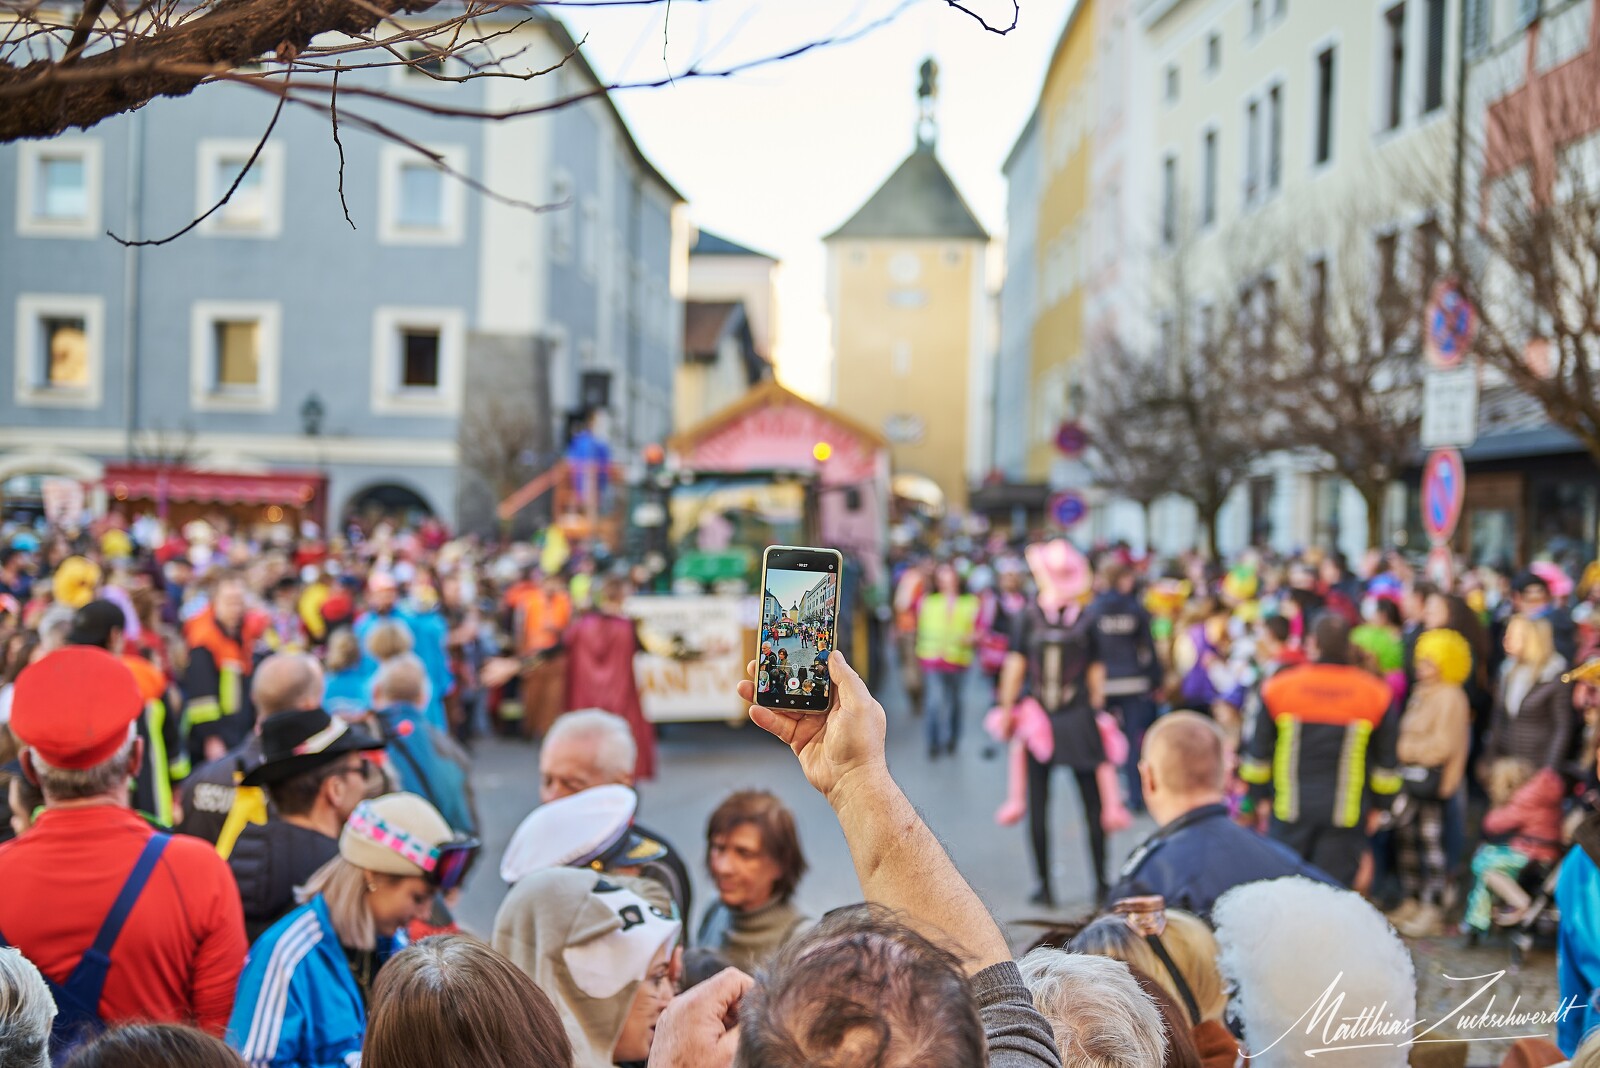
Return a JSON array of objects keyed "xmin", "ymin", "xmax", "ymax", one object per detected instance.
[{"xmin": 455, "ymin": 662, "xmax": 1561, "ymax": 1065}]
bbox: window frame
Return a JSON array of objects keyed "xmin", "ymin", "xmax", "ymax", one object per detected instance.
[
  {"xmin": 1422, "ymin": 0, "xmax": 1448, "ymax": 115},
  {"xmin": 1206, "ymin": 31, "xmax": 1223, "ymax": 76},
  {"xmin": 195, "ymin": 139, "xmax": 285, "ymax": 239},
  {"xmin": 1165, "ymin": 62, "xmax": 1181, "ymax": 105},
  {"xmin": 188, "ymin": 300, "xmax": 281, "ymax": 413},
  {"xmin": 1160, "ymin": 152, "xmax": 1179, "ymax": 248},
  {"xmin": 16, "ymin": 139, "xmax": 103, "ymax": 239},
  {"xmin": 369, "ymin": 305, "xmax": 465, "ymax": 415},
  {"xmin": 1311, "ymin": 40, "xmax": 1339, "ymax": 171},
  {"xmin": 1200, "ymin": 125, "xmax": 1219, "ymax": 229},
  {"xmin": 1382, "ymin": 2, "xmax": 1408, "ymax": 132},
  {"xmin": 13, "ymin": 294, "xmax": 105, "ymax": 409},
  {"xmin": 377, "ymin": 144, "xmax": 467, "ymax": 246}
]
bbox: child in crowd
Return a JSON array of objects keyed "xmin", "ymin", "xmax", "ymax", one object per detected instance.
[{"xmin": 1463, "ymin": 758, "xmax": 1567, "ymax": 937}]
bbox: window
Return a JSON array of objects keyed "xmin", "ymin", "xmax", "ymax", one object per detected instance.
[
  {"xmin": 1245, "ymin": 98, "xmax": 1261, "ymax": 204},
  {"xmin": 399, "ymin": 44, "xmax": 446, "ymax": 83},
  {"xmin": 401, "ymin": 328, "xmax": 441, "ymax": 389},
  {"xmin": 1201, "ymin": 129, "xmax": 1218, "ymax": 227},
  {"xmin": 1206, "ymin": 33, "xmax": 1222, "ymax": 74},
  {"xmin": 212, "ymin": 320, "xmax": 260, "ymax": 390},
  {"xmin": 1423, "ymin": 0, "xmax": 1447, "ymax": 113},
  {"xmin": 1315, "ymin": 46, "xmax": 1337, "ymax": 165},
  {"xmin": 1465, "ymin": 0, "xmax": 1490, "ymax": 55},
  {"xmin": 189, "ymin": 301, "xmax": 280, "ymax": 411},
  {"xmin": 1376, "ymin": 231, "xmax": 1400, "ymax": 347},
  {"xmin": 1414, "ymin": 215, "xmax": 1442, "ymax": 289},
  {"xmin": 1267, "ymin": 84, "xmax": 1283, "ymax": 192},
  {"xmin": 1250, "ymin": 0, "xmax": 1265, "ymax": 36},
  {"xmin": 370, "ymin": 307, "xmax": 464, "ymax": 413},
  {"xmin": 197, "ymin": 140, "xmax": 283, "ymax": 237},
  {"xmin": 550, "ymin": 171, "xmax": 574, "ymax": 263},
  {"xmin": 1384, "ymin": 4, "xmax": 1407, "ymax": 131},
  {"xmin": 891, "ymin": 341, "xmax": 912, "ymax": 377},
  {"xmin": 580, "ymin": 196, "xmax": 600, "ymax": 280},
  {"xmin": 13, "ymin": 295, "xmax": 104, "ymax": 408},
  {"xmin": 17, "ymin": 140, "xmax": 102, "ymax": 238},
  {"xmin": 1165, "ymin": 63, "xmax": 1180, "ymax": 104},
  {"xmin": 1161, "ymin": 154, "xmax": 1178, "ymax": 248},
  {"xmin": 379, "ymin": 146, "xmax": 465, "ymax": 245}
]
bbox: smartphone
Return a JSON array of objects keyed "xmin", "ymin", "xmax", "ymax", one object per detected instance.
[{"xmin": 756, "ymin": 545, "xmax": 843, "ymax": 713}]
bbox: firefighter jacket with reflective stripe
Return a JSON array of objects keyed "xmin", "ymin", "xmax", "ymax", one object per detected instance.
[{"xmin": 1240, "ymin": 662, "xmax": 1402, "ymax": 828}]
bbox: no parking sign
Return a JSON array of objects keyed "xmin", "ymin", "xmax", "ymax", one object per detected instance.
[
  {"xmin": 1421, "ymin": 448, "xmax": 1465, "ymax": 546},
  {"xmin": 1426, "ymin": 280, "xmax": 1477, "ymax": 370},
  {"xmin": 1050, "ymin": 491, "xmax": 1087, "ymax": 528}
]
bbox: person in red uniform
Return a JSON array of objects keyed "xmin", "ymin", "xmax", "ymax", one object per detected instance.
[
  {"xmin": 563, "ymin": 575, "xmax": 656, "ymax": 780},
  {"xmin": 0, "ymin": 646, "xmax": 246, "ymax": 1052}
]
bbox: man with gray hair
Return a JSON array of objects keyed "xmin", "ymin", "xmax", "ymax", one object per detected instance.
[
  {"xmin": 537, "ymin": 708, "xmax": 691, "ymax": 922},
  {"xmin": 1016, "ymin": 950, "xmax": 1167, "ymax": 1067},
  {"xmin": 0, "ymin": 647, "xmax": 245, "ymax": 1054},
  {"xmin": 176, "ymin": 652, "xmax": 324, "ymax": 850},
  {"xmin": 0, "ymin": 947, "xmax": 54, "ymax": 1068}
]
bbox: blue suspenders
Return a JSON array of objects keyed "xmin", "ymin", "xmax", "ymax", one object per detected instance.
[{"xmin": 0, "ymin": 832, "xmax": 171, "ymax": 1062}]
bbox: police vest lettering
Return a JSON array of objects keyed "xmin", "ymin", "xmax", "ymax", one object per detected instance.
[
  {"xmin": 1097, "ymin": 614, "xmax": 1139, "ymax": 636},
  {"xmin": 190, "ymin": 781, "xmax": 236, "ymax": 815}
]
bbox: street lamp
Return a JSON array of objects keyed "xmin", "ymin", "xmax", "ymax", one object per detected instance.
[{"xmin": 300, "ymin": 392, "xmax": 325, "ymax": 437}]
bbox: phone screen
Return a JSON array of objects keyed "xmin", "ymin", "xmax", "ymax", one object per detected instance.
[{"xmin": 756, "ymin": 546, "xmax": 842, "ymax": 713}]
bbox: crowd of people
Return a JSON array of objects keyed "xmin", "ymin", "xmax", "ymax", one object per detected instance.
[{"xmin": 1, "ymin": 513, "xmax": 1600, "ymax": 1066}]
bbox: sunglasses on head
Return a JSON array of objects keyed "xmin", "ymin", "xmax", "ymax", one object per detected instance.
[
  {"xmin": 430, "ymin": 837, "xmax": 481, "ymax": 892},
  {"xmin": 348, "ymin": 802, "xmax": 481, "ymax": 892}
]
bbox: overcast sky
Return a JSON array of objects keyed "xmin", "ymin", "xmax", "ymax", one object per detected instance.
[{"xmin": 558, "ymin": 0, "xmax": 1080, "ymax": 401}]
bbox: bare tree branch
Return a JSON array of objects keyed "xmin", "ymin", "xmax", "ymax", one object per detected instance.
[
  {"xmin": 108, "ymin": 88, "xmax": 287, "ymax": 245},
  {"xmin": 330, "ymin": 64, "xmax": 355, "ymax": 229}
]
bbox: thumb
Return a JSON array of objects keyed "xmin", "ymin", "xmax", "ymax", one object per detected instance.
[{"xmin": 828, "ymin": 650, "xmax": 868, "ymax": 704}]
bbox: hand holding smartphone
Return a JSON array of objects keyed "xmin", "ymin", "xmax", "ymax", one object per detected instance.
[{"xmin": 756, "ymin": 545, "xmax": 843, "ymax": 713}]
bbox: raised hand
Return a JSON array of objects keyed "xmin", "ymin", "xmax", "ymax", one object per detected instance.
[{"xmin": 738, "ymin": 650, "xmax": 887, "ymax": 808}]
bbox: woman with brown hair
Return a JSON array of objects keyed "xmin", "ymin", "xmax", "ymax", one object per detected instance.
[
  {"xmin": 697, "ymin": 789, "xmax": 810, "ymax": 974},
  {"xmin": 65, "ymin": 1024, "xmax": 245, "ymax": 1068},
  {"xmin": 363, "ymin": 935, "xmax": 573, "ymax": 1068}
]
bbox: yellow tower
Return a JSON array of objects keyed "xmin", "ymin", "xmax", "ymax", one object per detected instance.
[{"xmin": 824, "ymin": 59, "xmax": 990, "ymax": 513}]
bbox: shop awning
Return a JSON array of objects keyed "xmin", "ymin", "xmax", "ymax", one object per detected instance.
[{"xmin": 103, "ymin": 464, "xmax": 323, "ymax": 507}]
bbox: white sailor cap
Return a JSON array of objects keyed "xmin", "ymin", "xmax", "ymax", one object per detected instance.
[{"xmin": 500, "ymin": 783, "xmax": 668, "ymax": 885}]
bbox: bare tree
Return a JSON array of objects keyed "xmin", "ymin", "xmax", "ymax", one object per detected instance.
[
  {"xmin": 1450, "ymin": 47, "xmax": 1600, "ymax": 468},
  {"xmin": 1082, "ymin": 237, "xmax": 1266, "ymax": 558},
  {"xmin": 1260, "ymin": 212, "xmax": 1431, "ymax": 549}
]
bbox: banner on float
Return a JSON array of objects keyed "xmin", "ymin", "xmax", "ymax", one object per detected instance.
[{"xmin": 627, "ymin": 594, "xmax": 755, "ymax": 723}]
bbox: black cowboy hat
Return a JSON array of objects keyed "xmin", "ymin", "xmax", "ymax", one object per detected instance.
[{"xmin": 240, "ymin": 708, "xmax": 385, "ymax": 787}]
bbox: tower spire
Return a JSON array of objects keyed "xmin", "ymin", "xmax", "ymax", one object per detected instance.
[{"xmin": 916, "ymin": 57, "xmax": 939, "ymax": 151}]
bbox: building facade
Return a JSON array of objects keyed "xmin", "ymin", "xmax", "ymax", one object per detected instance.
[
  {"xmin": 686, "ymin": 229, "xmax": 779, "ymax": 362},
  {"xmin": 1, "ymin": 11, "xmax": 685, "ymax": 532},
  {"xmin": 825, "ymin": 61, "xmax": 991, "ymax": 512}
]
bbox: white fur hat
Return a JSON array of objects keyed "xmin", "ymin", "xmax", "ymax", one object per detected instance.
[{"xmin": 1213, "ymin": 876, "xmax": 1416, "ymax": 1068}]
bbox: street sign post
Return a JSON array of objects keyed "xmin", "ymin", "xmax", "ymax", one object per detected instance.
[
  {"xmin": 1426, "ymin": 279, "xmax": 1477, "ymax": 370},
  {"xmin": 1420, "ymin": 367, "xmax": 1479, "ymax": 449},
  {"xmin": 1421, "ymin": 448, "xmax": 1465, "ymax": 546},
  {"xmin": 1049, "ymin": 490, "xmax": 1087, "ymax": 528},
  {"xmin": 1425, "ymin": 544, "xmax": 1456, "ymax": 589}
]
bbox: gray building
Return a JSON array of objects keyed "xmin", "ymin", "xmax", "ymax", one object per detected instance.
[{"xmin": 0, "ymin": 10, "xmax": 684, "ymax": 532}]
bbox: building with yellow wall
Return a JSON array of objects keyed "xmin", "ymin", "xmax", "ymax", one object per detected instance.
[
  {"xmin": 1026, "ymin": 0, "xmax": 1098, "ymax": 485},
  {"xmin": 824, "ymin": 60, "xmax": 989, "ymax": 513}
]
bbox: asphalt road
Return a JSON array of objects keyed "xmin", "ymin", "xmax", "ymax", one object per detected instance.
[{"xmin": 454, "ymin": 660, "xmax": 1561, "ymax": 1065}]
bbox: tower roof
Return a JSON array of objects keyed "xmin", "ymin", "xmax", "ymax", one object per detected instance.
[
  {"xmin": 691, "ymin": 229, "xmax": 777, "ymax": 260},
  {"xmin": 824, "ymin": 146, "xmax": 989, "ymax": 242}
]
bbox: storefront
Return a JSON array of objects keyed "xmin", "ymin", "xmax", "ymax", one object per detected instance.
[
  {"xmin": 1404, "ymin": 390, "xmax": 1600, "ymax": 572},
  {"xmin": 102, "ymin": 464, "xmax": 328, "ymax": 533}
]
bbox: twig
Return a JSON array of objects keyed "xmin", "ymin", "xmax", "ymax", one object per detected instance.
[
  {"xmin": 107, "ymin": 90, "xmax": 286, "ymax": 246},
  {"xmin": 330, "ymin": 65, "xmax": 355, "ymax": 230},
  {"xmin": 60, "ymin": 0, "xmax": 110, "ymax": 66},
  {"xmin": 942, "ymin": 0, "xmax": 1018, "ymax": 35}
]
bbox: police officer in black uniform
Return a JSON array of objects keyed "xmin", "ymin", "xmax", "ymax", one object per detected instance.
[
  {"xmin": 1107, "ymin": 710, "xmax": 1335, "ymax": 921},
  {"xmin": 1082, "ymin": 562, "xmax": 1164, "ymax": 813}
]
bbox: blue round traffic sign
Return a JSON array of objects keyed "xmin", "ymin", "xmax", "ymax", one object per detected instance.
[{"xmin": 1050, "ymin": 491, "xmax": 1087, "ymax": 528}]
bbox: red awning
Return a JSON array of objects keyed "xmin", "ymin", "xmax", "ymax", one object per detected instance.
[{"xmin": 103, "ymin": 464, "xmax": 323, "ymax": 507}]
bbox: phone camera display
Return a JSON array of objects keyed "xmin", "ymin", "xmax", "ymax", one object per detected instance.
[{"xmin": 758, "ymin": 560, "xmax": 839, "ymax": 706}]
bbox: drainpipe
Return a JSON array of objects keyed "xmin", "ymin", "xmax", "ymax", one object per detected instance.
[{"xmin": 122, "ymin": 108, "xmax": 145, "ymax": 460}]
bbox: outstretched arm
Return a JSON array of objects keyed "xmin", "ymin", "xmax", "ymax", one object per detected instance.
[{"xmin": 740, "ymin": 651, "xmax": 1011, "ymax": 975}]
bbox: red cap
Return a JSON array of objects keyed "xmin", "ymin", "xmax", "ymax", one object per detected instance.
[{"xmin": 12, "ymin": 647, "xmax": 143, "ymax": 771}]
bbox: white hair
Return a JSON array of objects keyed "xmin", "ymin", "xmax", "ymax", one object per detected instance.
[
  {"xmin": 0, "ymin": 947, "xmax": 54, "ymax": 1068},
  {"xmin": 30, "ymin": 725, "xmax": 137, "ymax": 802},
  {"xmin": 1017, "ymin": 949, "xmax": 1167, "ymax": 1068},
  {"xmin": 543, "ymin": 709, "xmax": 637, "ymax": 781},
  {"xmin": 373, "ymin": 654, "xmax": 431, "ymax": 708},
  {"xmin": 1214, "ymin": 877, "xmax": 1416, "ymax": 1068}
]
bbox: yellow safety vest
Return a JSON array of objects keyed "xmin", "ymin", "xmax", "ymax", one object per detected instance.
[{"xmin": 915, "ymin": 594, "xmax": 981, "ymax": 667}]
